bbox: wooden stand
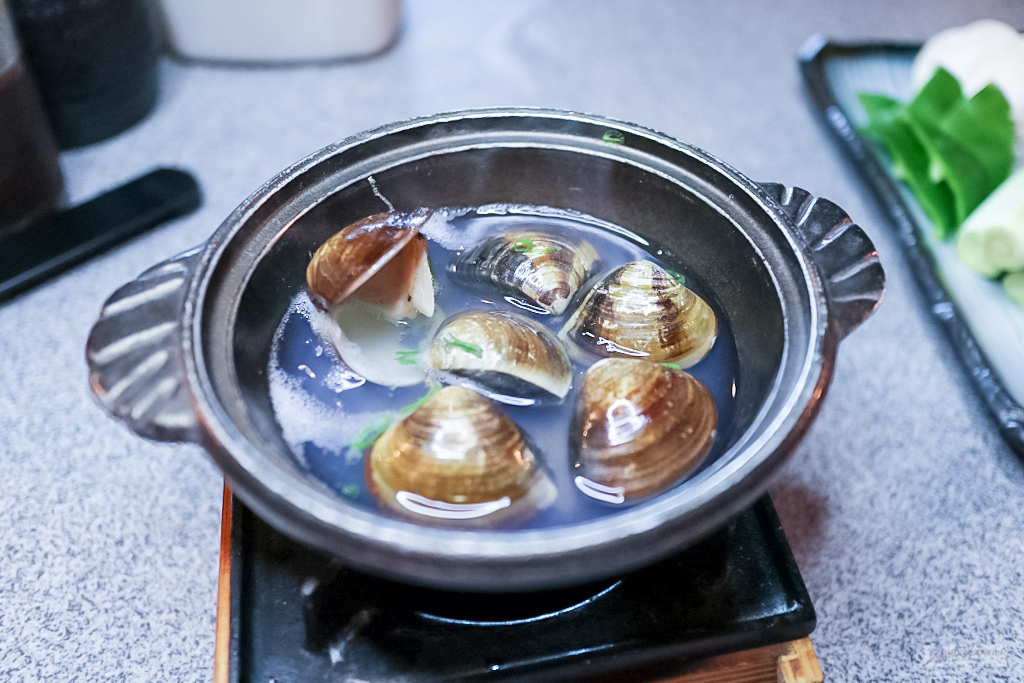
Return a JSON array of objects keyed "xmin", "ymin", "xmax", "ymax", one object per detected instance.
[
  {"xmin": 213, "ymin": 485, "xmax": 824, "ymax": 682},
  {"xmin": 662, "ymin": 637, "xmax": 823, "ymax": 682}
]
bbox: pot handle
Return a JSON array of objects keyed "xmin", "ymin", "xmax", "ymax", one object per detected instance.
[
  {"xmin": 86, "ymin": 247, "xmax": 202, "ymax": 443},
  {"xmin": 757, "ymin": 182, "xmax": 885, "ymax": 340}
]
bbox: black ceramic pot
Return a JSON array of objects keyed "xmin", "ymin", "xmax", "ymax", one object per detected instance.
[{"xmin": 86, "ymin": 109, "xmax": 884, "ymax": 591}]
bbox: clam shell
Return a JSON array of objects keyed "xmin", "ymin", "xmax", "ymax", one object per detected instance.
[
  {"xmin": 367, "ymin": 386, "xmax": 556, "ymax": 521},
  {"xmin": 561, "ymin": 260, "xmax": 717, "ymax": 367},
  {"xmin": 429, "ymin": 310, "xmax": 573, "ymax": 404},
  {"xmin": 306, "ymin": 208, "xmax": 434, "ymax": 318},
  {"xmin": 449, "ymin": 230, "xmax": 600, "ymax": 314},
  {"xmin": 570, "ymin": 358, "xmax": 717, "ymax": 502}
]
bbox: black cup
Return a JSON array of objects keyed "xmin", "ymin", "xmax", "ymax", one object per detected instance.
[
  {"xmin": 10, "ymin": 0, "xmax": 160, "ymax": 149},
  {"xmin": 0, "ymin": 0, "xmax": 63, "ymax": 232}
]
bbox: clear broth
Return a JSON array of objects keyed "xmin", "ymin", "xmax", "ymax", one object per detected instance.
[{"xmin": 268, "ymin": 205, "xmax": 739, "ymax": 530}]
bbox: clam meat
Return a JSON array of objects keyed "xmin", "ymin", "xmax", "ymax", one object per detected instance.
[
  {"xmin": 314, "ymin": 298, "xmax": 439, "ymax": 388},
  {"xmin": 429, "ymin": 310, "xmax": 573, "ymax": 404},
  {"xmin": 306, "ymin": 208, "xmax": 435, "ymax": 320},
  {"xmin": 448, "ymin": 230, "xmax": 600, "ymax": 315},
  {"xmin": 570, "ymin": 358, "xmax": 716, "ymax": 502},
  {"xmin": 306, "ymin": 209, "xmax": 438, "ymax": 387},
  {"xmin": 367, "ymin": 386, "xmax": 556, "ymax": 521},
  {"xmin": 561, "ymin": 260, "xmax": 716, "ymax": 367}
]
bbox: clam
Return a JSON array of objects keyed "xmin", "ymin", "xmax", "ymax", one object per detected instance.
[
  {"xmin": 561, "ymin": 260, "xmax": 716, "ymax": 367},
  {"xmin": 306, "ymin": 208, "xmax": 435, "ymax": 320},
  {"xmin": 429, "ymin": 310, "xmax": 572, "ymax": 405},
  {"xmin": 306, "ymin": 209, "xmax": 438, "ymax": 387},
  {"xmin": 448, "ymin": 230, "xmax": 600, "ymax": 315},
  {"xmin": 570, "ymin": 358, "xmax": 717, "ymax": 502},
  {"xmin": 367, "ymin": 386, "xmax": 556, "ymax": 521}
]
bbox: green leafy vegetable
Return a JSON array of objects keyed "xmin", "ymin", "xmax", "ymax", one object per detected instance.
[
  {"xmin": 445, "ymin": 336, "xmax": 484, "ymax": 358},
  {"xmin": 348, "ymin": 414, "xmax": 393, "ymax": 451},
  {"xmin": 858, "ymin": 68, "xmax": 1014, "ymax": 238}
]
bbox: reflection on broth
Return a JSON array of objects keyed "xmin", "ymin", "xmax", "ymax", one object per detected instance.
[{"xmin": 268, "ymin": 205, "xmax": 738, "ymax": 529}]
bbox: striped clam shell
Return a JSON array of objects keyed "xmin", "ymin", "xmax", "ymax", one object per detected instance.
[
  {"xmin": 305, "ymin": 208, "xmax": 433, "ymax": 315},
  {"xmin": 429, "ymin": 310, "xmax": 573, "ymax": 404},
  {"xmin": 86, "ymin": 248, "xmax": 200, "ymax": 442},
  {"xmin": 571, "ymin": 358, "xmax": 717, "ymax": 502},
  {"xmin": 367, "ymin": 386, "xmax": 556, "ymax": 522},
  {"xmin": 448, "ymin": 230, "xmax": 600, "ymax": 315},
  {"xmin": 561, "ymin": 260, "xmax": 717, "ymax": 367}
]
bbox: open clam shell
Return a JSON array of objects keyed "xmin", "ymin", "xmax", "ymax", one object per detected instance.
[
  {"xmin": 367, "ymin": 386, "xmax": 556, "ymax": 522},
  {"xmin": 429, "ymin": 310, "xmax": 573, "ymax": 404},
  {"xmin": 448, "ymin": 229, "xmax": 600, "ymax": 315},
  {"xmin": 571, "ymin": 358, "xmax": 717, "ymax": 503},
  {"xmin": 561, "ymin": 260, "xmax": 717, "ymax": 367},
  {"xmin": 306, "ymin": 208, "xmax": 435, "ymax": 319},
  {"xmin": 312, "ymin": 298, "xmax": 440, "ymax": 388}
]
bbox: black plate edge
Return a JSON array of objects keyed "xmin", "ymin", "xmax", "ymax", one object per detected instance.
[{"xmin": 799, "ymin": 36, "xmax": 1024, "ymax": 459}]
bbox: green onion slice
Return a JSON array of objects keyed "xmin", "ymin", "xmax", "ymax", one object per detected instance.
[
  {"xmin": 395, "ymin": 350, "xmax": 420, "ymax": 365},
  {"xmin": 348, "ymin": 414, "xmax": 393, "ymax": 451},
  {"xmin": 445, "ymin": 336, "xmax": 484, "ymax": 357},
  {"xmin": 399, "ymin": 385, "xmax": 441, "ymax": 417}
]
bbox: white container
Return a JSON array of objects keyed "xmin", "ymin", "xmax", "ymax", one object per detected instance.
[{"xmin": 158, "ymin": 0, "xmax": 401, "ymax": 63}]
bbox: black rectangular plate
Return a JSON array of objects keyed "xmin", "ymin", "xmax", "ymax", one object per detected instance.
[
  {"xmin": 227, "ymin": 495, "xmax": 814, "ymax": 682},
  {"xmin": 799, "ymin": 36, "xmax": 1024, "ymax": 458}
]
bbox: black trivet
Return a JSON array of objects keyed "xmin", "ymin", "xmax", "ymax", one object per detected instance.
[{"xmin": 225, "ymin": 495, "xmax": 814, "ymax": 682}]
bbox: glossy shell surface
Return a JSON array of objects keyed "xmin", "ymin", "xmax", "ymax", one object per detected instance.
[
  {"xmin": 367, "ymin": 386, "xmax": 556, "ymax": 521},
  {"xmin": 429, "ymin": 310, "xmax": 573, "ymax": 403},
  {"xmin": 562, "ymin": 260, "xmax": 717, "ymax": 366},
  {"xmin": 449, "ymin": 230, "xmax": 600, "ymax": 314},
  {"xmin": 571, "ymin": 358, "xmax": 717, "ymax": 502},
  {"xmin": 306, "ymin": 208, "xmax": 434, "ymax": 316}
]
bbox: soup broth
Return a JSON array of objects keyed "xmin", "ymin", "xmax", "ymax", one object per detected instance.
[{"xmin": 268, "ymin": 205, "xmax": 738, "ymax": 530}]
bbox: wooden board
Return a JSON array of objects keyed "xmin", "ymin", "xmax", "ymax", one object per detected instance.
[{"xmin": 661, "ymin": 637, "xmax": 823, "ymax": 683}]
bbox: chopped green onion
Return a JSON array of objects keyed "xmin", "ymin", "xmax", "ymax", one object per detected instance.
[
  {"xmin": 660, "ymin": 362, "xmax": 681, "ymax": 370},
  {"xmin": 512, "ymin": 237, "xmax": 556, "ymax": 256},
  {"xmin": 603, "ymin": 130, "xmax": 626, "ymax": 144},
  {"xmin": 395, "ymin": 350, "xmax": 420, "ymax": 365},
  {"xmin": 348, "ymin": 414, "xmax": 393, "ymax": 451},
  {"xmin": 399, "ymin": 385, "xmax": 441, "ymax": 416},
  {"xmin": 665, "ymin": 269, "xmax": 686, "ymax": 284},
  {"xmin": 445, "ymin": 336, "xmax": 484, "ymax": 358},
  {"xmin": 341, "ymin": 484, "xmax": 361, "ymax": 499}
]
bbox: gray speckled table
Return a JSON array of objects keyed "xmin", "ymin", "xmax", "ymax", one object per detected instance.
[{"xmin": 3, "ymin": 1, "xmax": 1024, "ymax": 681}]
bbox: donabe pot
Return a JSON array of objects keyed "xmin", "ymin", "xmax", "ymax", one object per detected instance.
[{"xmin": 87, "ymin": 109, "xmax": 884, "ymax": 592}]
